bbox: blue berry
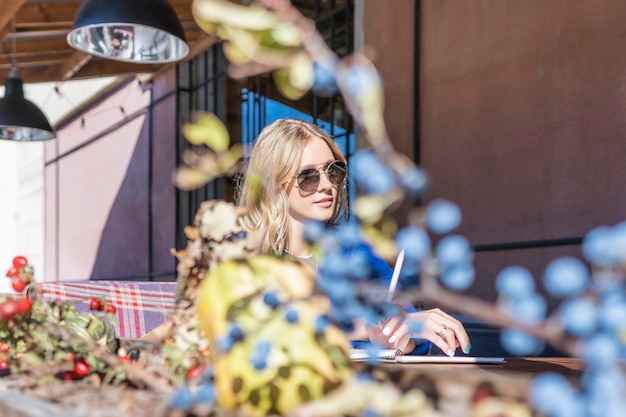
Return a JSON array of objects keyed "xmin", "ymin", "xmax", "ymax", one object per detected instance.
[
  {"xmin": 263, "ymin": 291, "xmax": 280, "ymax": 308},
  {"xmin": 507, "ymin": 293, "xmax": 547, "ymax": 325},
  {"xmin": 436, "ymin": 235, "xmax": 472, "ymax": 267},
  {"xmin": 495, "ymin": 266, "xmax": 535, "ymax": 299},
  {"xmin": 194, "ymin": 382, "xmax": 216, "ymax": 404},
  {"xmin": 215, "ymin": 335, "xmax": 234, "ymax": 353},
  {"xmin": 500, "ymin": 329, "xmax": 543, "ymax": 355},
  {"xmin": 558, "ymin": 297, "xmax": 597, "ymax": 335},
  {"xmin": 543, "ymin": 256, "xmax": 589, "ymax": 297},
  {"xmin": 285, "ymin": 309, "xmax": 299, "ymax": 323},
  {"xmin": 599, "ymin": 293, "xmax": 626, "ymax": 331},
  {"xmin": 342, "ymin": 64, "xmax": 381, "ymax": 99},
  {"xmin": 314, "ymin": 315, "xmax": 331, "ymax": 334},
  {"xmin": 170, "ymin": 386, "xmax": 194, "ymax": 410},
  {"xmin": 229, "ymin": 323, "xmax": 244, "ymax": 341},
  {"xmin": 303, "ymin": 220, "xmax": 326, "ymax": 242},
  {"xmin": 395, "ymin": 226, "xmax": 430, "ymax": 261},
  {"xmin": 530, "ymin": 372, "xmax": 575, "ymax": 416},
  {"xmin": 580, "ymin": 333, "xmax": 620, "ymax": 369},
  {"xmin": 440, "ymin": 263, "xmax": 475, "ymax": 291},
  {"xmin": 250, "ymin": 356, "xmax": 267, "ymax": 370},
  {"xmin": 398, "ymin": 166, "xmax": 428, "ymax": 198},
  {"xmin": 351, "ymin": 150, "xmax": 395, "ymax": 194},
  {"xmin": 311, "ymin": 60, "xmax": 339, "ymax": 97},
  {"xmin": 582, "ymin": 226, "xmax": 619, "ymax": 266},
  {"xmin": 426, "ymin": 199, "xmax": 462, "ymax": 234}
]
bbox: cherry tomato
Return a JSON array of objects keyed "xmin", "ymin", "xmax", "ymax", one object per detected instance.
[
  {"xmin": 59, "ymin": 370, "xmax": 75, "ymax": 381},
  {"xmin": 12, "ymin": 256, "xmax": 28, "ymax": 269},
  {"xmin": 5, "ymin": 267, "xmax": 18, "ymax": 278},
  {"xmin": 188, "ymin": 366, "xmax": 201, "ymax": 380},
  {"xmin": 0, "ymin": 360, "xmax": 8, "ymax": 369},
  {"xmin": 11, "ymin": 277, "xmax": 26, "ymax": 293},
  {"xmin": 106, "ymin": 304, "xmax": 116, "ymax": 314},
  {"xmin": 0, "ymin": 300, "xmax": 19, "ymax": 321},
  {"xmin": 73, "ymin": 359, "xmax": 90, "ymax": 377},
  {"xmin": 16, "ymin": 298, "xmax": 32, "ymax": 314},
  {"xmin": 89, "ymin": 298, "xmax": 102, "ymax": 311}
]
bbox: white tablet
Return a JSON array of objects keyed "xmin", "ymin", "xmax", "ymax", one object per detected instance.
[{"xmin": 394, "ymin": 355, "xmax": 506, "ymax": 364}]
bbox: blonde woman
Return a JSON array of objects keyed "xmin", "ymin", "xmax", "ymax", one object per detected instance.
[{"xmin": 238, "ymin": 118, "xmax": 470, "ymax": 356}]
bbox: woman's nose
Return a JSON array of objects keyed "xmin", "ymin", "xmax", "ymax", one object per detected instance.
[{"xmin": 317, "ymin": 170, "xmax": 334, "ymax": 190}]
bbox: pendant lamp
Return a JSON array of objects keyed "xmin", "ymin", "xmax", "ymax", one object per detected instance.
[
  {"xmin": 67, "ymin": 0, "xmax": 189, "ymax": 64},
  {"xmin": 0, "ymin": 20, "xmax": 55, "ymax": 142},
  {"xmin": 0, "ymin": 69, "xmax": 56, "ymax": 141}
]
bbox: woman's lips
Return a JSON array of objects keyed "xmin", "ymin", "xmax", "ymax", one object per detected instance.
[{"xmin": 315, "ymin": 197, "xmax": 333, "ymax": 208}]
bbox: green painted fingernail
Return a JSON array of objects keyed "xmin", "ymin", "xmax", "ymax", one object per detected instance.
[{"xmin": 464, "ymin": 342, "xmax": 472, "ymax": 354}]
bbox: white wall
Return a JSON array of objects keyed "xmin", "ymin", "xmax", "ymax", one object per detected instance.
[
  {"xmin": 0, "ymin": 140, "xmax": 45, "ymax": 292},
  {"xmin": 0, "ymin": 77, "xmax": 117, "ymax": 290},
  {"xmin": 0, "ymin": 141, "xmax": 20, "ymax": 293}
]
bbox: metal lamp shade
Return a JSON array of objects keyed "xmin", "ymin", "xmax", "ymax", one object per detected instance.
[
  {"xmin": 0, "ymin": 76, "xmax": 55, "ymax": 141},
  {"xmin": 67, "ymin": 0, "xmax": 190, "ymax": 64}
]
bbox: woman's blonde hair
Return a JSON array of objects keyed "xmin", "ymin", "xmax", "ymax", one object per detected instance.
[{"xmin": 237, "ymin": 119, "xmax": 348, "ymax": 255}]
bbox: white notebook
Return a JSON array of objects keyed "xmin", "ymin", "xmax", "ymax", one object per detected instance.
[{"xmin": 349, "ymin": 348, "xmax": 402, "ymax": 360}]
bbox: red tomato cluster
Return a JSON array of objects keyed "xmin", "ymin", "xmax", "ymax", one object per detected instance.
[
  {"xmin": 0, "ymin": 297, "xmax": 33, "ymax": 321},
  {"xmin": 1, "ymin": 256, "xmax": 34, "ymax": 321},
  {"xmin": 88, "ymin": 297, "xmax": 117, "ymax": 314},
  {"xmin": 57, "ymin": 358, "xmax": 93, "ymax": 381},
  {"xmin": 5, "ymin": 255, "xmax": 31, "ymax": 294}
]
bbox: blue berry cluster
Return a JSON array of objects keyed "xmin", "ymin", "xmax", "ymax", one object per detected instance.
[
  {"xmin": 308, "ymin": 221, "xmax": 395, "ymax": 333},
  {"xmin": 169, "ymin": 367, "xmax": 216, "ymax": 413},
  {"xmin": 525, "ymin": 222, "xmax": 626, "ymax": 417}
]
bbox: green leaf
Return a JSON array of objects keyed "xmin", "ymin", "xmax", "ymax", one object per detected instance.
[
  {"xmin": 174, "ymin": 167, "xmax": 214, "ymax": 191},
  {"xmin": 353, "ymin": 195, "xmax": 387, "ymax": 224},
  {"xmin": 183, "ymin": 114, "xmax": 230, "ymax": 152},
  {"xmin": 23, "ymin": 351, "xmax": 45, "ymax": 365},
  {"xmin": 271, "ymin": 23, "xmax": 301, "ymax": 47},
  {"xmin": 193, "ymin": 0, "xmax": 281, "ymax": 31}
]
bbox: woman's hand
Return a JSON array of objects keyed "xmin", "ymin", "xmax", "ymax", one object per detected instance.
[
  {"xmin": 407, "ymin": 308, "xmax": 471, "ymax": 357},
  {"xmin": 365, "ymin": 316, "xmax": 416, "ymax": 354},
  {"xmin": 351, "ymin": 308, "xmax": 471, "ymax": 356}
]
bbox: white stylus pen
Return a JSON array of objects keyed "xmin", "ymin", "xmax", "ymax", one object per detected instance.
[{"xmin": 387, "ymin": 249, "xmax": 405, "ymax": 303}]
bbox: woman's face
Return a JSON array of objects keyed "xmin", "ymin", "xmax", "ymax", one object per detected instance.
[{"xmin": 285, "ymin": 136, "xmax": 339, "ymax": 225}]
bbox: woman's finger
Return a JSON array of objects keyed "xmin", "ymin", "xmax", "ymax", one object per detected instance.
[{"xmin": 408, "ymin": 309, "xmax": 472, "ymax": 355}]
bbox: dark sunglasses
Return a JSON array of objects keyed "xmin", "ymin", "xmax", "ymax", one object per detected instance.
[{"xmin": 294, "ymin": 161, "xmax": 347, "ymax": 192}]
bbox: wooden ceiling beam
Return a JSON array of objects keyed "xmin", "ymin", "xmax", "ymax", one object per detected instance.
[
  {"xmin": 0, "ymin": 0, "xmax": 28, "ymax": 51},
  {"xmin": 15, "ymin": 4, "xmax": 78, "ymax": 24},
  {"xmin": 63, "ymin": 59, "xmax": 159, "ymax": 81},
  {"xmin": 47, "ymin": 50, "xmax": 92, "ymax": 81},
  {"xmin": 0, "ymin": 0, "xmax": 27, "ymax": 31}
]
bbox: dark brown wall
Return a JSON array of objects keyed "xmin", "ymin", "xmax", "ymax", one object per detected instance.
[
  {"xmin": 362, "ymin": 0, "xmax": 416, "ymax": 161},
  {"xmin": 364, "ymin": 0, "xmax": 626, "ymax": 305},
  {"xmin": 420, "ymin": 0, "xmax": 626, "ymax": 302}
]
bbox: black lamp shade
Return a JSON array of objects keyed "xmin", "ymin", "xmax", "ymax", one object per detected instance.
[
  {"xmin": 0, "ymin": 76, "xmax": 55, "ymax": 141},
  {"xmin": 67, "ymin": 0, "xmax": 190, "ymax": 64}
]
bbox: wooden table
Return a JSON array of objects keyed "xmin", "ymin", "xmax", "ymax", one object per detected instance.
[
  {"xmin": 364, "ymin": 357, "xmax": 584, "ymax": 417},
  {"xmin": 0, "ymin": 357, "xmax": 584, "ymax": 417}
]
